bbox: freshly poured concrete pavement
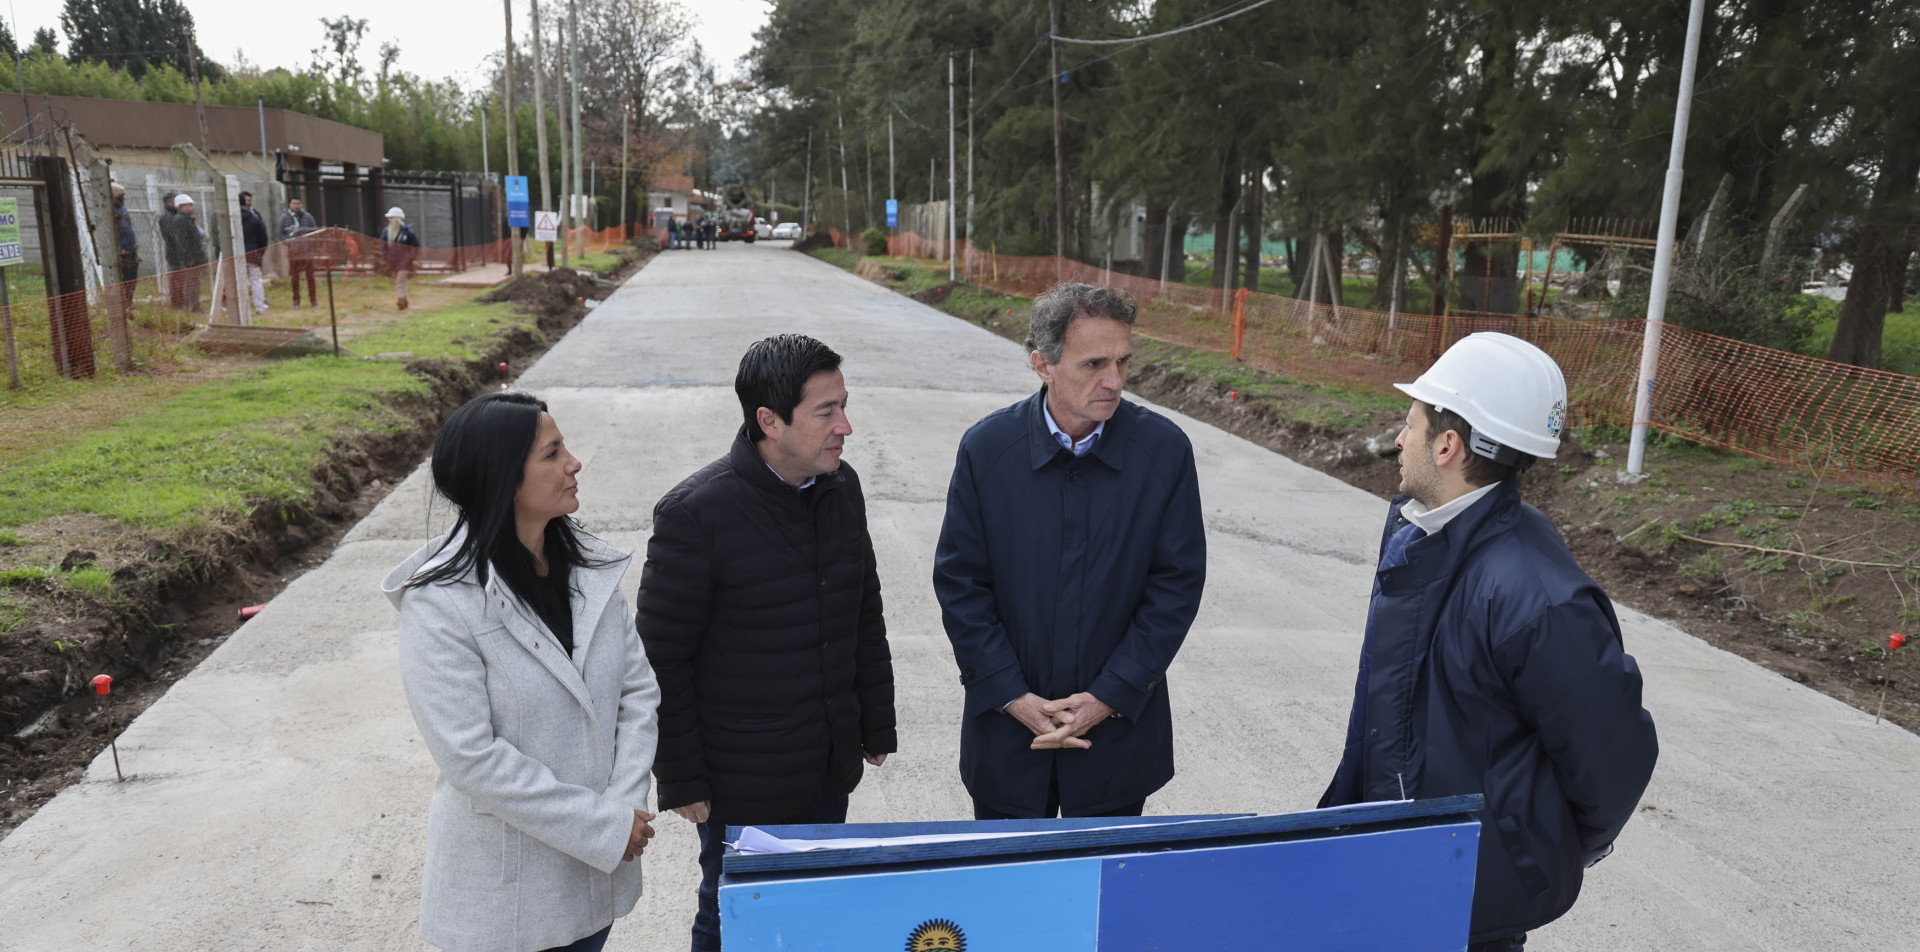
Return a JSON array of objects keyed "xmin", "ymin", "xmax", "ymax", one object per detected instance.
[{"xmin": 2, "ymin": 243, "xmax": 1915, "ymax": 951}]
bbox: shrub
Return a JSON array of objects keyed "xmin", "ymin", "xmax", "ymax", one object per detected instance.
[{"xmin": 861, "ymin": 227, "xmax": 888, "ymax": 257}]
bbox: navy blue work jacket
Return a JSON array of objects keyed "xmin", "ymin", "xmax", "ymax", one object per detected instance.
[
  {"xmin": 1322, "ymin": 479, "xmax": 1658, "ymax": 943},
  {"xmin": 934, "ymin": 389, "xmax": 1206, "ymax": 816}
]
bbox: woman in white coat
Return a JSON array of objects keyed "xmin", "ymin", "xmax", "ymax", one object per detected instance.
[{"xmin": 384, "ymin": 390, "xmax": 661, "ymax": 952}]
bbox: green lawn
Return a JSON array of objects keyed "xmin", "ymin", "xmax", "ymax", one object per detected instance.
[{"xmin": 0, "ymin": 295, "xmax": 530, "ymax": 533}]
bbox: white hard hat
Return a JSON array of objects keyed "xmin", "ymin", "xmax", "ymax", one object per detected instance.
[
  {"xmin": 1394, "ymin": 332, "xmax": 1568, "ymax": 462},
  {"xmin": 385, "ymin": 206, "xmax": 406, "ymax": 219},
  {"xmin": 174, "ymin": 193, "xmax": 195, "ymax": 206}
]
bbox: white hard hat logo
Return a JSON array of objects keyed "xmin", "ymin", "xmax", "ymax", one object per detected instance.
[{"xmin": 1547, "ymin": 399, "xmax": 1565, "ymax": 439}]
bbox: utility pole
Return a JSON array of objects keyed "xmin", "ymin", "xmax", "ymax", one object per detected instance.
[
  {"xmin": 531, "ymin": 0, "xmax": 552, "ymax": 267},
  {"xmin": 186, "ymin": 38, "xmax": 212, "ymax": 156},
  {"xmin": 887, "ymin": 113, "xmax": 895, "ymax": 210},
  {"xmin": 837, "ymin": 105, "xmax": 851, "ymax": 246},
  {"xmin": 480, "ymin": 102, "xmax": 490, "ymax": 177},
  {"xmin": 1049, "ymin": 0, "xmax": 1066, "ymax": 275},
  {"xmin": 557, "ymin": 0, "xmax": 578, "ymax": 265},
  {"xmin": 966, "ymin": 49, "xmax": 974, "ymax": 279},
  {"xmin": 568, "ymin": 0, "xmax": 583, "ymax": 236},
  {"xmin": 1628, "ymin": 0, "xmax": 1709, "ymax": 477},
  {"xmin": 618, "ymin": 102, "xmax": 629, "ymax": 237},
  {"xmin": 948, "ymin": 53, "xmax": 956, "ymax": 282},
  {"xmin": 802, "ymin": 127, "xmax": 812, "ymax": 233},
  {"xmin": 503, "ymin": 0, "xmax": 522, "ymax": 277}
]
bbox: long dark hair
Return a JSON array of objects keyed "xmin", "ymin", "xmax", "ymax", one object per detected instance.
[{"xmin": 407, "ymin": 391, "xmax": 608, "ymax": 601}]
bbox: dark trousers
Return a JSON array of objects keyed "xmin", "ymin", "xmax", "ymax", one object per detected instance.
[
  {"xmin": 118, "ymin": 263, "xmax": 139, "ymax": 312},
  {"xmin": 1468, "ymin": 933, "xmax": 1527, "ymax": 951},
  {"xmin": 539, "ymin": 923, "xmax": 611, "ymax": 952},
  {"xmin": 972, "ymin": 762, "xmax": 1147, "ymax": 820},
  {"xmin": 288, "ymin": 257, "xmax": 318, "ymax": 303},
  {"xmin": 168, "ymin": 265, "xmax": 203, "ymax": 312},
  {"xmin": 692, "ymin": 786, "xmax": 850, "ymax": 952}
]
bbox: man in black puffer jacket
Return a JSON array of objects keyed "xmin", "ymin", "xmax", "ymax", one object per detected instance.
[{"xmin": 637, "ymin": 333, "xmax": 896, "ymax": 952}]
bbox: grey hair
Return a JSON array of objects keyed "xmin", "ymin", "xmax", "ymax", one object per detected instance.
[{"xmin": 1026, "ymin": 283, "xmax": 1138, "ymax": 364}]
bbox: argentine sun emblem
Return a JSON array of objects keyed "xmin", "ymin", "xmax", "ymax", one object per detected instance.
[
  {"xmin": 1546, "ymin": 398, "xmax": 1565, "ymax": 438},
  {"xmin": 906, "ymin": 918, "xmax": 966, "ymax": 951}
]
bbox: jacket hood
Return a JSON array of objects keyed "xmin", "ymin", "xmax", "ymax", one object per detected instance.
[{"xmin": 381, "ymin": 523, "xmax": 630, "ymax": 610}]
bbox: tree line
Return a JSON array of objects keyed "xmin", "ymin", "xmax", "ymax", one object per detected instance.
[{"xmin": 748, "ymin": 0, "xmax": 1920, "ymax": 370}]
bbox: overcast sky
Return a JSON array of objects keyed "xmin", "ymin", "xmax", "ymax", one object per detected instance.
[{"xmin": 9, "ymin": 0, "xmax": 771, "ymax": 89}]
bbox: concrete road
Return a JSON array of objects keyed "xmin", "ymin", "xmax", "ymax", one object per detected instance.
[{"xmin": 2, "ymin": 243, "xmax": 1916, "ymax": 951}]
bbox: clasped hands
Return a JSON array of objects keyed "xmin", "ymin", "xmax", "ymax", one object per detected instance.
[{"xmin": 1008, "ymin": 692, "xmax": 1114, "ymax": 750}]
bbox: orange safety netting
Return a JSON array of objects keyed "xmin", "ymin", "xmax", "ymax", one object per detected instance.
[{"xmin": 881, "ymin": 231, "xmax": 1920, "ymax": 489}]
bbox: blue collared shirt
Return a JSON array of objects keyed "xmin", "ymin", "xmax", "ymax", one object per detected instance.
[{"xmin": 1043, "ymin": 401, "xmax": 1105, "ymax": 457}]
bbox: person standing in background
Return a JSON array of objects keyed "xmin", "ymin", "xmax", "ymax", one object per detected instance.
[
  {"xmin": 380, "ymin": 207, "xmax": 422, "ymax": 311},
  {"xmin": 160, "ymin": 194, "xmax": 208, "ymax": 312},
  {"xmin": 279, "ymin": 197, "xmax": 320, "ymax": 307},
  {"xmin": 240, "ymin": 191, "xmax": 270, "ymax": 313},
  {"xmin": 111, "ymin": 183, "xmax": 139, "ymax": 313}
]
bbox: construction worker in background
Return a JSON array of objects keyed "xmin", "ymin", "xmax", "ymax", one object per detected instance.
[
  {"xmin": 379, "ymin": 207, "xmax": 422, "ymax": 311},
  {"xmin": 1320, "ymin": 332, "xmax": 1659, "ymax": 952},
  {"xmin": 160, "ymin": 194, "xmax": 208, "ymax": 312}
]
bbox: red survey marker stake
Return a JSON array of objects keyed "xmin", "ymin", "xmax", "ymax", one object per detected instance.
[
  {"xmin": 1877, "ymin": 633, "xmax": 1908, "ymax": 725},
  {"xmin": 91, "ymin": 674, "xmax": 124, "ymax": 782}
]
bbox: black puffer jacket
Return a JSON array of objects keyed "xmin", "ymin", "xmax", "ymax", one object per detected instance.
[{"xmin": 637, "ymin": 428, "xmax": 896, "ymax": 824}]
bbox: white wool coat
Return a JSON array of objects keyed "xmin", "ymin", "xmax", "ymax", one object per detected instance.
[{"xmin": 383, "ymin": 530, "xmax": 660, "ymax": 952}]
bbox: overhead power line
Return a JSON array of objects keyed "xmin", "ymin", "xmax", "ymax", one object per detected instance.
[{"xmin": 1050, "ymin": 0, "xmax": 1280, "ymax": 46}]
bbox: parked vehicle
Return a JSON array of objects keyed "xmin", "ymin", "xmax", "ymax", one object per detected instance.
[
  {"xmin": 755, "ymin": 217, "xmax": 774, "ymax": 240},
  {"xmin": 771, "ymin": 222, "xmax": 802, "ymax": 240}
]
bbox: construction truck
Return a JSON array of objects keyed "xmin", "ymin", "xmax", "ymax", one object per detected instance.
[{"xmin": 718, "ymin": 183, "xmax": 757, "ymax": 242}]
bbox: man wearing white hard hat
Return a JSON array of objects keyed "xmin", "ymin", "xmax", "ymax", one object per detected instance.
[
  {"xmin": 159, "ymin": 193, "xmax": 209, "ymax": 311},
  {"xmin": 1319, "ymin": 332, "xmax": 1658, "ymax": 951},
  {"xmin": 378, "ymin": 206, "xmax": 422, "ymax": 310}
]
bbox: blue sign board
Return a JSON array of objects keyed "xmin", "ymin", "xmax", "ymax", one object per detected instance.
[
  {"xmin": 885, "ymin": 198, "xmax": 898, "ymax": 228},
  {"xmin": 722, "ymin": 797, "xmax": 1484, "ymax": 952},
  {"xmin": 505, "ymin": 175, "xmax": 530, "ymax": 228}
]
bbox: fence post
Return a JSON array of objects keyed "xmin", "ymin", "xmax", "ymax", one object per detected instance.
[
  {"xmin": 1231, "ymin": 286, "xmax": 1248, "ymax": 361},
  {"xmin": 35, "ymin": 155, "xmax": 95, "ymax": 379}
]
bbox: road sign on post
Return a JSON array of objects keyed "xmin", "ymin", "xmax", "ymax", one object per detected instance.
[
  {"xmin": 506, "ymin": 175, "xmax": 530, "ymax": 228},
  {"xmin": 0, "ymin": 197, "xmax": 19, "ymax": 388},
  {"xmin": 885, "ymin": 198, "xmax": 898, "ymax": 229},
  {"xmin": 533, "ymin": 210, "xmax": 559, "ymax": 243}
]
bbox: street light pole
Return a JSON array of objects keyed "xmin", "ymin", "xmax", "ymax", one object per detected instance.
[
  {"xmin": 966, "ymin": 49, "xmax": 974, "ymax": 280},
  {"xmin": 569, "ymin": 0, "xmax": 583, "ymax": 233},
  {"xmin": 531, "ymin": 0, "xmax": 552, "ymax": 268},
  {"xmin": 1627, "ymin": 0, "xmax": 1709, "ymax": 477},
  {"xmin": 948, "ymin": 53, "xmax": 956, "ymax": 282},
  {"xmin": 503, "ymin": 0, "xmax": 522, "ymax": 277}
]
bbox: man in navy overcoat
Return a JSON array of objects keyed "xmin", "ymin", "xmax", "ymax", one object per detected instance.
[{"xmin": 934, "ymin": 283, "xmax": 1206, "ymax": 819}]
